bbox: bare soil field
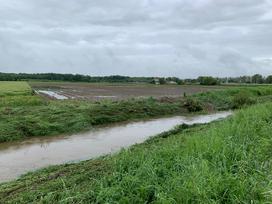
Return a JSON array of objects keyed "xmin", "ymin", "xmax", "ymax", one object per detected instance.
[{"xmin": 30, "ymin": 82, "xmax": 224, "ymax": 101}]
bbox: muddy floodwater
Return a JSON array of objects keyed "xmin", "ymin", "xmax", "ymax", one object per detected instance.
[
  {"xmin": 0, "ymin": 112, "xmax": 232, "ymax": 183},
  {"xmin": 36, "ymin": 90, "xmax": 69, "ymax": 100}
]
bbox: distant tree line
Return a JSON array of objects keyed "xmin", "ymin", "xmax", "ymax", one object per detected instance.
[
  {"xmin": 0, "ymin": 73, "xmax": 154, "ymax": 83},
  {"xmin": 220, "ymin": 74, "xmax": 272, "ymax": 84},
  {"xmin": 184, "ymin": 74, "xmax": 272, "ymax": 85},
  {"xmin": 0, "ymin": 72, "xmax": 185, "ymax": 85},
  {"xmin": 0, "ymin": 72, "xmax": 271, "ymax": 85}
]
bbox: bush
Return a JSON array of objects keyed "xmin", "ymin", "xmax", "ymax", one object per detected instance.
[
  {"xmin": 198, "ymin": 76, "xmax": 220, "ymax": 85},
  {"xmin": 232, "ymin": 91, "xmax": 255, "ymax": 109},
  {"xmin": 184, "ymin": 98, "xmax": 203, "ymax": 112}
]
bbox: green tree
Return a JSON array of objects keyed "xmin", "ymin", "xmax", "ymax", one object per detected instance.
[
  {"xmin": 266, "ymin": 75, "xmax": 272, "ymax": 84},
  {"xmin": 159, "ymin": 78, "xmax": 166, "ymax": 84},
  {"xmin": 252, "ymin": 74, "xmax": 263, "ymax": 84},
  {"xmin": 198, "ymin": 76, "xmax": 219, "ymax": 85}
]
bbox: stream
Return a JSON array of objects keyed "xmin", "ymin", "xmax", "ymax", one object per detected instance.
[{"xmin": 0, "ymin": 111, "xmax": 232, "ymax": 183}]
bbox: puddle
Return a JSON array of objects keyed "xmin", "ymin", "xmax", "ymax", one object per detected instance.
[
  {"xmin": 95, "ymin": 96, "xmax": 117, "ymax": 98},
  {"xmin": 36, "ymin": 90, "xmax": 69, "ymax": 100}
]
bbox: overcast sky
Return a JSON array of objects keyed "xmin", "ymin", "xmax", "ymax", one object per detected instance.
[{"xmin": 0, "ymin": 0, "xmax": 272, "ymax": 78}]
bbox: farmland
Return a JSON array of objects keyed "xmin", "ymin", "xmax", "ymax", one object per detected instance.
[
  {"xmin": 30, "ymin": 81, "xmax": 224, "ymax": 100},
  {"xmin": 1, "ymin": 81, "xmax": 272, "ymax": 203}
]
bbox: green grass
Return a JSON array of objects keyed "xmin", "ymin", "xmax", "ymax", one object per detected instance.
[
  {"xmin": 1, "ymin": 82, "xmax": 272, "ymax": 202},
  {"xmin": 0, "ymin": 92, "xmax": 187, "ymax": 142},
  {"xmin": 0, "ymin": 97, "xmax": 188, "ymax": 142},
  {"xmin": 1, "ymin": 102, "xmax": 272, "ymax": 203},
  {"xmin": 1, "ymin": 82, "xmax": 272, "ymax": 143},
  {"xmin": 0, "ymin": 81, "xmax": 32, "ymax": 96},
  {"xmin": 193, "ymin": 86, "xmax": 272, "ymax": 110}
]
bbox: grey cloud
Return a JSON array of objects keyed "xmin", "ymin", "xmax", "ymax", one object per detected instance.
[{"xmin": 0, "ymin": 0, "xmax": 272, "ymax": 77}]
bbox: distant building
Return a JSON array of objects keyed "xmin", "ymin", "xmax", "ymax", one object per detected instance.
[
  {"xmin": 167, "ymin": 81, "xmax": 177, "ymax": 85},
  {"xmin": 153, "ymin": 78, "xmax": 160, "ymax": 85}
]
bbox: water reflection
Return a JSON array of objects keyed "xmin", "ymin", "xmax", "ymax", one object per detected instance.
[{"xmin": 0, "ymin": 111, "xmax": 232, "ymax": 183}]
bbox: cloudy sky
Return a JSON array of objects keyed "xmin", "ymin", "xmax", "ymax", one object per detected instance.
[{"xmin": 0, "ymin": 0, "xmax": 272, "ymax": 78}]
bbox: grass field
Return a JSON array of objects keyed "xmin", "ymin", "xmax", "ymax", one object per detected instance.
[
  {"xmin": 0, "ymin": 102, "xmax": 272, "ymax": 203},
  {"xmin": 1, "ymin": 82, "xmax": 272, "ymax": 143},
  {"xmin": 0, "ymin": 81, "xmax": 32, "ymax": 97}
]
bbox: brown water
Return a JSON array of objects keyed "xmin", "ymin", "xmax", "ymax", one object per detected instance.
[{"xmin": 0, "ymin": 112, "xmax": 232, "ymax": 183}]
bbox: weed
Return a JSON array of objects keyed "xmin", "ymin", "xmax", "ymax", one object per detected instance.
[
  {"xmin": 232, "ymin": 91, "xmax": 255, "ymax": 108},
  {"xmin": 183, "ymin": 97, "xmax": 203, "ymax": 112}
]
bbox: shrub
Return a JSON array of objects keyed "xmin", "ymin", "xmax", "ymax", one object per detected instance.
[
  {"xmin": 232, "ymin": 91, "xmax": 255, "ymax": 109},
  {"xmin": 184, "ymin": 98, "xmax": 203, "ymax": 112},
  {"xmin": 198, "ymin": 76, "xmax": 220, "ymax": 85}
]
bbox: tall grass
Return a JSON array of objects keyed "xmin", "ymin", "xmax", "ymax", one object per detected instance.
[
  {"xmin": 193, "ymin": 86, "xmax": 272, "ymax": 110},
  {"xmin": 1, "ymin": 103, "xmax": 272, "ymax": 203},
  {"xmin": 0, "ymin": 97, "xmax": 186, "ymax": 142}
]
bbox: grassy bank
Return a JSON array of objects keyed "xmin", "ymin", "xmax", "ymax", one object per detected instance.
[
  {"xmin": 1, "ymin": 102, "xmax": 272, "ymax": 203},
  {"xmin": 0, "ymin": 96, "xmax": 188, "ymax": 142},
  {"xmin": 1, "ymin": 82, "xmax": 272, "ymax": 143}
]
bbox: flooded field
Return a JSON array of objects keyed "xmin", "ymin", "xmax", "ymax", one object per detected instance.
[
  {"xmin": 35, "ymin": 90, "xmax": 69, "ymax": 100},
  {"xmin": 0, "ymin": 111, "xmax": 231, "ymax": 183},
  {"xmin": 30, "ymin": 82, "xmax": 223, "ymax": 100}
]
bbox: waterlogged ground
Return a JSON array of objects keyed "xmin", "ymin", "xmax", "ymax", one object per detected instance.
[
  {"xmin": 0, "ymin": 111, "xmax": 231, "ymax": 183},
  {"xmin": 30, "ymin": 82, "xmax": 223, "ymax": 100},
  {"xmin": 35, "ymin": 90, "xmax": 70, "ymax": 100}
]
